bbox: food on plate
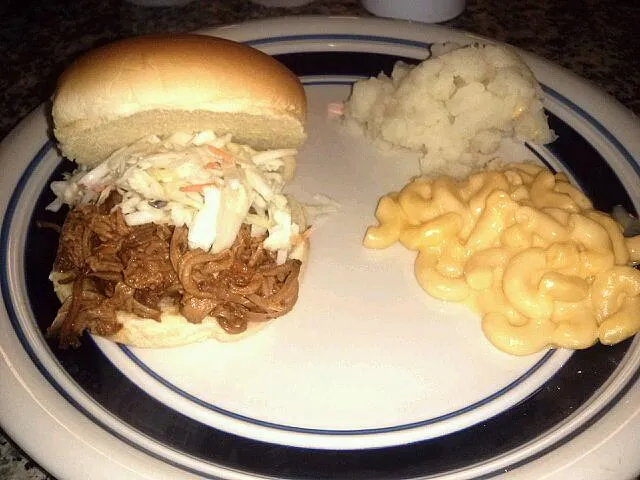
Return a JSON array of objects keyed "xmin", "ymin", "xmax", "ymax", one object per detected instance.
[
  {"xmin": 343, "ymin": 44, "xmax": 556, "ymax": 178},
  {"xmin": 45, "ymin": 34, "xmax": 310, "ymax": 348},
  {"xmin": 364, "ymin": 162, "xmax": 640, "ymax": 355}
]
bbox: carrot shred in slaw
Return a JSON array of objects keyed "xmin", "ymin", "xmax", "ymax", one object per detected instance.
[
  {"xmin": 179, "ymin": 182, "xmax": 218, "ymax": 193},
  {"xmin": 208, "ymin": 145, "xmax": 234, "ymax": 164}
]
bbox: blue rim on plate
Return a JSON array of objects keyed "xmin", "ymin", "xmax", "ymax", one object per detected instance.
[{"xmin": 2, "ymin": 31, "xmax": 639, "ymax": 479}]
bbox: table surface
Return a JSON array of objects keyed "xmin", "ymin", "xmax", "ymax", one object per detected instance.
[{"xmin": 1, "ymin": 0, "xmax": 639, "ymax": 478}]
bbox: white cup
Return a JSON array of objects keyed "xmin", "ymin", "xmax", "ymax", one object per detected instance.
[{"xmin": 361, "ymin": 0, "xmax": 466, "ymax": 23}]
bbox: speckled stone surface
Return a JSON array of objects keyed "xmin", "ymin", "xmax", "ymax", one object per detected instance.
[{"xmin": 0, "ymin": 0, "xmax": 639, "ymax": 478}]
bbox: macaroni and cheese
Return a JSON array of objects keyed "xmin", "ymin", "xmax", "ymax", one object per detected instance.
[{"xmin": 364, "ymin": 163, "xmax": 640, "ymax": 355}]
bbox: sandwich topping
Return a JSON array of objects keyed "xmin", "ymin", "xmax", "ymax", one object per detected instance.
[
  {"xmin": 48, "ymin": 130, "xmax": 302, "ymax": 258},
  {"xmin": 47, "ymin": 131, "xmax": 305, "ymax": 347}
]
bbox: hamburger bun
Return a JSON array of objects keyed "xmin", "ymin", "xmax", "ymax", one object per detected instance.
[
  {"xmin": 48, "ymin": 196, "xmax": 308, "ymax": 348},
  {"xmin": 52, "ymin": 34, "xmax": 307, "ymax": 166}
]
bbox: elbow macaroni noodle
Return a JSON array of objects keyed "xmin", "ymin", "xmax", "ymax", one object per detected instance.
[{"xmin": 364, "ymin": 163, "xmax": 640, "ymax": 355}]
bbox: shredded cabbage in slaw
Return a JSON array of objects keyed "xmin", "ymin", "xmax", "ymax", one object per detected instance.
[{"xmin": 47, "ymin": 130, "xmax": 302, "ymax": 262}]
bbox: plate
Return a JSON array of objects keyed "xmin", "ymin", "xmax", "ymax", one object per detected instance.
[{"xmin": 1, "ymin": 16, "xmax": 640, "ymax": 480}]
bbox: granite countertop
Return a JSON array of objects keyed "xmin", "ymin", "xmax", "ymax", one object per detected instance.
[{"xmin": 1, "ymin": 0, "xmax": 639, "ymax": 478}]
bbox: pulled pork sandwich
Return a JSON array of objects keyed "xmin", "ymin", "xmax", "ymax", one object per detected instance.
[{"xmin": 45, "ymin": 34, "xmax": 309, "ymax": 348}]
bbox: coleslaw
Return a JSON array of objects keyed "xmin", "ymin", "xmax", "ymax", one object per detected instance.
[{"xmin": 47, "ymin": 130, "xmax": 302, "ymax": 262}]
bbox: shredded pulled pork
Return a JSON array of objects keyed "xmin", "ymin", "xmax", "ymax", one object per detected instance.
[{"xmin": 49, "ymin": 196, "xmax": 301, "ymax": 348}]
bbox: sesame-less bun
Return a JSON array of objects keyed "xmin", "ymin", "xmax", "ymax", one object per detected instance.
[{"xmin": 52, "ymin": 34, "xmax": 307, "ymax": 166}]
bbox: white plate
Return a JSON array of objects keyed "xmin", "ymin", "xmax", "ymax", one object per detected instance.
[{"xmin": 1, "ymin": 16, "xmax": 639, "ymax": 480}]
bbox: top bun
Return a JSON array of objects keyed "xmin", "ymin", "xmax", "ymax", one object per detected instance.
[{"xmin": 52, "ymin": 34, "xmax": 307, "ymax": 166}]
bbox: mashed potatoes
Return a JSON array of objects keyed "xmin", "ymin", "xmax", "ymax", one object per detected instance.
[{"xmin": 344, "ymin": 44, "xmax": 556, "ymax": 177}]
